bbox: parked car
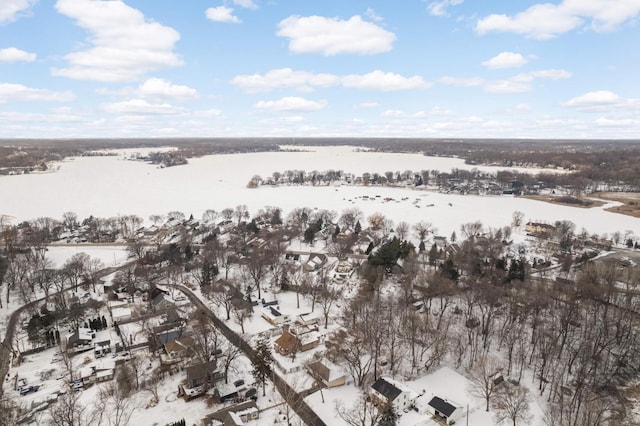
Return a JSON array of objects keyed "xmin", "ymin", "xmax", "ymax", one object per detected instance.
[{"xmin": 19, "ymin": 385, "xmax": 39, "ymax": 396}]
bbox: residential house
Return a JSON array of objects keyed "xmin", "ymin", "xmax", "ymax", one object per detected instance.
[
  {"xmin": 163, "ymin": 337, "xmax": 195, "ymax": 361},
  {"xmin": 214, "ymin": 382, "xmax": 239, "ymax": 403},
  {"xmin": 425, "ymin": 396, "xmax": 464, "ymax": 424},
  {"xmin": 261, "ymin": 307, "xmax": 289, "ymax": 326},
  {"xmin": 296, "ymin": 311, "xmax": 320, "ymax": 327},
  {"xmin": 306, "ymin": 359, "xmax": 346, "ymax": 388},
  {"xmin": 79, "ymin": 360, "xmax": 116, "ymax": 386},
  {"xmin": 525, "ymin": 222, "xmax": 556, "ymax": 236},
  {"xmin": 186, "ymin": 360, "xmax": 223, "ymax": 389},
  {"xmin": 304, "ymin": 253, "xmax": 327, "ymax": 272},
  {"xmin": 67, "ymin": 327, "xmax": 94, "ymax": 349},
  {"xmin": 93, "ymin": 331, "xmax": 112, "ymax": 358},
  {"xmin": 110, "ymin": 306, "xmax": 131, "ymax": 323},
  {"xmin": 151, "ymin": 293, "xmax": 175, "ymax": 312},
  {"xmin": 370, "ymin": 377, "xmax": 418, "ymax": 413},
  {"xmin": 201, "ymin": 401, "xmax": 259, "ymax": 426},
  {"xmin": 274, "ymin": 330, "xmax": 320, "ymax": 356}
]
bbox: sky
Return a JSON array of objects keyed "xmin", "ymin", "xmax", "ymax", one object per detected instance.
[{"xmin": 0, "ymin": 0, "xmax": 639, "ymax": 139}]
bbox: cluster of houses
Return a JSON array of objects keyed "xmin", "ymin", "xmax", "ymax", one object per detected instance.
[{"xmin": 370, "ymin": 376, "xmax": 465, "ymax": 424}]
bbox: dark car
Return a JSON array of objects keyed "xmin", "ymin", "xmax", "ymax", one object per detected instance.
[{"xmin": 19, "ymin": 385, "xmax": 39, "ymax": 396}]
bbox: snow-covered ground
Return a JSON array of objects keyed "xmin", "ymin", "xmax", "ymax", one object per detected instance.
[
  {"xmin": 0, "ymin": 146, "xmax": 636, "ymax": 241},
  {"xmin": 45, "ymin": 246, "xmax": 129, "ymax": 268}
]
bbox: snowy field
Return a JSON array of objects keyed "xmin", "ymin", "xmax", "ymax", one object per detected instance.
[
  {"xmin": 0, "ymin": 146, "xmax": 637, "ymax": 239},
  {"xmin": 45, "ymin": 246, "xmax": 129, "ymax": 268}
]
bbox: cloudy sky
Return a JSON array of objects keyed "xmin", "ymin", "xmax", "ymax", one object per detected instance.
[{"xmin": 1, "ymin": 0, "xmax": 639, "ymax": 138}]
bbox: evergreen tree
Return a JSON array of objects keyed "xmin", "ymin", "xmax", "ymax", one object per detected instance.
[
  {"xmin": 354, "ymin": 220, "xmax": 362, "ymax": 234},
  {"xmin": 279, "ymin": 271, "xmax": 290, "ymax": 292},
  {"xmin": 252, "ymin": 337, "xmax": 274, "ymax": 396},
  {"xmin": 450, "ymin": 230, "xmax": 457, "ymax": 243},
  {"xmin": 378, "ymin": 401, "xmax": 398, "ymax": 426},
  {"xmin": 428, "ymin": 243, "xmax": 439, "ymax": 266}
]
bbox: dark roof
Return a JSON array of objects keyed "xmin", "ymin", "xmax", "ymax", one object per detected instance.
[
  {"xmin": 186, "ymin": 360, "xmax": 217, "ymax": 382},
  {"xmin": 269, "ymin": 306, "xmax": 281, "ymax": 317},
  {"xmin": 428, "ymin": 396, "xmax": 457, "ymax": 417},
  {"xmin": 371, "ymin": 378, "xmax": 402, "ymax": 401}
]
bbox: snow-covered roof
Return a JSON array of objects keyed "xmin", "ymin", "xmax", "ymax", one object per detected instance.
[{"xmin": 111, "ymin": 307, "xmax": 131, "ymax": 318}]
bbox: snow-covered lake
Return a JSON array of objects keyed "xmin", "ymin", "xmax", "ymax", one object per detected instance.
[{"xmin": 0, "ymin": 146, "xmax": 637, "ymax": 239}]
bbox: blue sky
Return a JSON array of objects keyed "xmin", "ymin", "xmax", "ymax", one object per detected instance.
[{"xmin": 0, "ymin": 0, "xmax": 639, "ymax": 139}]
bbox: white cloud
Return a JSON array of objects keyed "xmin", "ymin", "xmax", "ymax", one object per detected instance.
[
  {"xmin": 205, "ymin": 6, "xmax": 241, "ymax": 23},
  {"xmin": 365, "ymin": 8, "xmax": 383, "ymax": 22},
  {"xmin": 482, "ymin": 52, "xmax": 528, "ymax": 69},
  {"xmin": 342, "ymin": 70, "xmax": 431, "ymax": 91},
  {"xmin": 529, "ymin": 69, "xmax": 572, "ymax": 79},
  {"xmin": 413, "ymin": 107, "xmax": 453, "ymax": 117},
  {"xmin": 103, "ymin": 99, "xmax": 184, "ymax": 115},
  {"xmin": 595, "ymin": 117, "xmax": 637, "ymax": 126},
  {"xmin": 231, "ymin": 68, "xmax": 339, "ymax": 93},
  {"xmin": 232, "ymin": 69, "xmax": 429, "ymax": 92},
  {"xmin": 0, "ymin": 83, "xmax": 75, "ymax": 103},
  {"xmin": 277, "ymin": 15, "xmax": 396, "ymax": 55},
  {"xmin": 233, "ymin": 0, "xmax": 257, "ymax": 10},
  {"xmin": 427, "ymin": 0, "xmax": 464, "ymax": 17},
  {"xmin": 194, "ymin": 109, "xmax": 222, "ymax": 118},
  {"xmin": 382, "ymin": 109, "xmax": 405, "ymax": 118},
  {"xmin": 561, "ymin": 90, "xmax": 640, "ymax": 111},
  {"xmin": 476, "ymin": 0, "xmax": 640, "ymax": 39},
  {"xmin": 0, "ymin": 47, "xmax": 36, "ymax": 62},
  {"xmin": 254, "ymin": 96, "xmax": 327, "ymax": 112},
  {"xmin": 53, "ymin": 0, "xmax": 182, "ymax": 82},
  {"xmin": 136, "ymin": 78, "xmax": 198, "ymax": 100},
  {"xmin": 438, "ymin": 76, "xmax": 485, "ymax": 87},
  {"xmin": 354, "ymin": 101, "xmax": 381, "ymax": 109},
  {"xmin": 486, "ymin": 69, "xmax": 571, "ymax": 93},
  {"xmin": 0, "ymin": 0, "xmax": 34, "ymax": 24}
]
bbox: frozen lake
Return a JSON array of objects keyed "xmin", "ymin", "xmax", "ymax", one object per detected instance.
[{"xmin": 0, "ymin": 146, "xmax": 637, "ymax": 239}]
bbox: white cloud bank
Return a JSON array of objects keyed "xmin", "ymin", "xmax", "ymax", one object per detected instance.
[
  {"xmin": 482, "ymin": 52, "xmax": 528, "ymax": 69},
  {"xmin": 254, "ymin": 96, "xmax": 327, "ymax": 112},
  {"xmin": 205, "ymin": 6, "xmax": 241, "ymax": 23},
  {"xmin": 439, "ymin": 69, "xmax": 571, "ymax": 93},
  {"xmin": 562, "ymin": 90, "xmax": 640, "ymax": 111},
  {"xmin": 231, "ymin": 68, "xmax": 429, "ymax": 92},
  {"xmin": 277, "ymin": 15, "xmax": 396, "ymax": 55},
  {"xmin": 0, "ymin": 83, "xmax": 75, "ymax": 103},
  {"xmin": 476, "ymin": 0, "xmax": 640, "ymax": 39},
  {"xmin": 0, "ymin": 0, "xmax": 34, "ymax": 24},
  {"xmin": 427, "ymin": 0, "xmax": 464, "ymax": 17},
  {"xmin": 52, "ymin": 0, "xmax": 182, "ymax": 82},
  {"xmin": 0, "ymin": 47, "xmax": 36, "ymax": 62}
]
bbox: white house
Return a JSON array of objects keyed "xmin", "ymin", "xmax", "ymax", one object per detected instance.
[
  {"xmin": 424, "ymin": 396, "xmax": 464, "ymax": 424},
  {"xmin": 296, "ymin": 311, "xmax": 320, "ymax": 326},
  {"xmin": 111, "ymin": 306, "xmax": 131, "ymax": 323},
  {"xmin": 370, "ymin": 377, "xmax": 418, "ymax": 412},
  {"xmin": 307, "ymin": 359, "xmax": 346, "ymax": 388},
  {"xmin": 261, "ymin": 307, "xmax": 289, "ymax": 326}
]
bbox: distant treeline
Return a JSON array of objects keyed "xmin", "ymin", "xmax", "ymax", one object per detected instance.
[{"xmin": 2, "ymin": 138, "xmax": 640, "ymax": 189}]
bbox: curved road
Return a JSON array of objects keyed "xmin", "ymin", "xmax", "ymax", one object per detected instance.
[
  {"xmin": 171, "ymin": 283, "xmax": 326, "ymax": 426},
  {"xmin": 0, "ymin": 262, "xmax": 134, "ymax": 399}
]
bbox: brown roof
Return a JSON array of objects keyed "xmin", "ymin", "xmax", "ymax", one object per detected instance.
[{"xmin": 274, "ymin": 331, "xmax": 298, "ymax": 352}]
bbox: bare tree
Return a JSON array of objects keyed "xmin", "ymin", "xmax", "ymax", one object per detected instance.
[
  {"xmin": 335, "ymin": 392, "xmax": 381, "ymax": 426},
  {"xmin": 413, "ymin": 221, "xmax": 434, "ymax": 243},
  {"xmin": 48, "ymin": 391, "xmax": 90, "ymax": 426},
  {"xmin": 93, "ymin": 383, "xmax": 136, "ymax": 426},
  {"xmin": 494, "ymin": 383, "xmax": 532, "ymax": 426},
  {"xmin": 468, "ymin": 355, "xmax": 501, "ymax": 412},
  {"xmin": 395, "ymin": 221, "xmax": 409, "ymax": 241},
  {"xmin": 339, "ymin": 208, "xmax": 363, "ymax": 232}
]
